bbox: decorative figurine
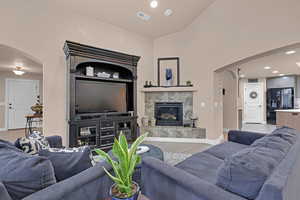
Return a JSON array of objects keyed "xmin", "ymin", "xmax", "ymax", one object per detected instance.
[{"xmin": 186, "ymin": 80, "xmax": 193, "ymax": 86}]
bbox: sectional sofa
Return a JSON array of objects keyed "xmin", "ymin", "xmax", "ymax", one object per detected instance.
[
  {"xmin": 0, "ymin": 136, "xmax": 113, "ymax": 200},
  {"xmin": 142, "ymin": 127, "xmax": 300, "ymax": 200}
]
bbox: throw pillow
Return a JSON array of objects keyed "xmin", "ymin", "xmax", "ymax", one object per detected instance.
[
  {"xmin": 216, "ymin": 147, "xmax": 282, "ymax": 200},
  {"xmin": 38, "ymin": 146, "xmax": 92, "ymax": 182},
  {"xmin": 0, "ymin": 140, "xmax": 56, "ymax": 199},
  {"xmin": 15, "ymin": 131, "xmax": 50, "ymax": 155}
]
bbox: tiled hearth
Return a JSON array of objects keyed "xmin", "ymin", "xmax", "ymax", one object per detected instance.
[{"xmin": 141, "ymin": 87, "xmax": 206, "ymax": 139}]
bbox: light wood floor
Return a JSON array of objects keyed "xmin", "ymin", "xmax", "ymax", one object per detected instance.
[{"xmin": 0, "ymin": 129, "xmax": 25, "ymax": 142}]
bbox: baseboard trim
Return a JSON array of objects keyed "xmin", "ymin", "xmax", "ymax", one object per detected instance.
[{"xmin": 144, "ymin": 135, "xmax": 224, "ymax": 145}]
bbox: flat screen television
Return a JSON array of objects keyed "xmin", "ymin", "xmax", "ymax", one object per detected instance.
[{"xmin": 76, "ymin": 80, "xmax": 127, "ymax": 114}]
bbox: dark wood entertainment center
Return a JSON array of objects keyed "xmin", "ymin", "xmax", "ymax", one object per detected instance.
[{"xmin": 63, "ymin": 41, "xmax": 140, "ymax": 150}]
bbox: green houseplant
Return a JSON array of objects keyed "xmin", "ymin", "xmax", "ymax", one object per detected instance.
[{"xmin": 95, "ymin": 132, "xmax": 147, "ymax": 200}]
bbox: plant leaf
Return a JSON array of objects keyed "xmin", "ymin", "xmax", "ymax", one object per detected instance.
[
  {"xmin": 119, "ymin": 132, "xmax": 129, "ymax": 153},
  {"xmin": 102, "ymin": 167, "xmax": 124, "ymax": 185},
  {"xmin": 128, "ymin": 133, "xmax": 148, "ymax": 161},
  {"xmin": 112, "ymin": 138, "xmax": 129, "ymax": 180},
  {"xmin": 95, "ymin": 149, "xmax": 123, "ymax": 182}
]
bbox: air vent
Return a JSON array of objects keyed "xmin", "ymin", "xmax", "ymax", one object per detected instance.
[
  {"xmin": 137, "ymin": 11, "xmax": 151, "ymax": 21},
  {"xmin": 248, "ymin": 79, "xmax": 258, "ymax": 83}
]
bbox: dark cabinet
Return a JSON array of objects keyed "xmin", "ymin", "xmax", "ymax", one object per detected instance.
[
  {"xmin": 64, "ymin": 41, "xmax": 140, "ymax": 150},
  {"xmin": 70, "ymin": 116, "xmax": 137, "ymax": 150}
]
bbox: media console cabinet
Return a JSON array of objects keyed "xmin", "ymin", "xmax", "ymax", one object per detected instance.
[{"xmin": 64, "ymin": 41, "xmax": 140, "ymax": 150}]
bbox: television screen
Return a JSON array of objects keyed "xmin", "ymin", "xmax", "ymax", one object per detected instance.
[{"xmin": 76, "ymin": 80, "xmax": 127, "ymax": 114}]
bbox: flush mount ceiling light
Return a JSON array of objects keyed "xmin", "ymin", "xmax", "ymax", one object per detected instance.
[
  {"xmin": 264, "ymin": 66, "xmax": 271, "ymax": 70},
  {"xmin": 296, "ymin": 62, "xmax": 300, "ymax": 67},
  {"xmin": 272, "ymin": 70, "xmax": 279, "ymax": 74},
  {"xmin": 164, "ymin": 9, "xmax": 173, "ymax": 16},
  {"xmin": 240, "ymin": 74, "xmax": 245, "ymax": 78},
  {"xmin": 150, "ymin": 0, "xmax": 158, "ymax": 8},
  {"xmin": 285, "ymin": 50, "xmax": 296, "ymax": 55},
  {"xmin": 13, "ymin": 66, "xmax": 25, "ymax": 75},
  {"xmin": 279, "ymin": 74, "xmax": 285, "ymax": 76}
]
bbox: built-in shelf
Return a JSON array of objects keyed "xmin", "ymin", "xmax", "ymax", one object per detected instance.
[
  {"xmin": 75, "ymin": 74, "xmax": 133, "ymax": 83},
  {"xmin": 77, "ymin": 135, "xmax": 96, "ymax": 139},
  {"xmin": 141, "ymin": 86, "xmax": 197, "ymax": 93}
]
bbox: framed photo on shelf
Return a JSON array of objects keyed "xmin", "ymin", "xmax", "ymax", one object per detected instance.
[{"xmin": 157, "ymin": 57, "xmax": 180, "ymax": 87}]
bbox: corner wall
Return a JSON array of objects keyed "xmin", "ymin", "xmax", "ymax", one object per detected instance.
[{"xmin": 152, "ymin": 0, "xmax": 300, "ymax": 139}]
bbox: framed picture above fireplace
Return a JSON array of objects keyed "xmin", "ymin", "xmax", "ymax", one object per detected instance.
[{"xmin": 157, "ymin": 57, "xmax": 180, "ymax": 87}]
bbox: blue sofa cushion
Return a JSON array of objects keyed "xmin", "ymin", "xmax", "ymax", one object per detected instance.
[
  {"xmin": 176, "ymin": 152, "xmax": 223, "ymax": 183},
  {"xmin": 271, "ymin": 127, "xmax": 298, "ymax": 144},
  {"xmin": 204, "ymin": 141, "xmax": 248, "ymax": 160},
  {"xmin": 216, "ymin": 147, "xmax": 283, "ymax": 200},
  {"xmin": 251, "ymin": 135, "xmax": 292, "ymax": 153},
  {"xmin": 38, "ymin": 146, "xmax": 92, "ymax": 182},
  {"xmin": 0, "ymin": 140, "xmax": 56, "ymax": 199}
]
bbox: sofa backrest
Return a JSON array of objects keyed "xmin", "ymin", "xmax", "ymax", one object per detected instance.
[{"xmin": 256, "ymin": 133, "xmax": 300, "ymax": 200}]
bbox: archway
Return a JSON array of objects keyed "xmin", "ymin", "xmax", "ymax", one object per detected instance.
[
  {"xmin": 0, "ymin": 44, "xmax": 43, "ymax": 141},
  {"xmin": 215, "ymin": 43, "xmax": 300, "ymax": 137}
]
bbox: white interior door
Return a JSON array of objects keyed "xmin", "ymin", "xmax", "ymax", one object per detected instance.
[
  {"xmin": 7, "ymin": 79, "xmax": 39, "ymax": 129},
  {"xmin": 244, "ymin": 82, "xmax": 264, "ymax": 123}
]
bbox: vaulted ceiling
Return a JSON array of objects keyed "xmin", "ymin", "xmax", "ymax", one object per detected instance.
[{"xmin": 55, "ymin": 0, "xmax": 215, "ymax": 38}]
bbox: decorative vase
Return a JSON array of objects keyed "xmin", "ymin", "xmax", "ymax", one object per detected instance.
[
  {"xmin": 110, "ymin": 182, "xmax": 140, "ymax": 200},
  {"xmin": 31, "ymin": 103, "xmax": 43, "ymax": 115},
  {"xmin": 150, "ymin": 118, "xmax": 156, "ymax": 127},
  {"xmin": 141, "ymin": 117, "xmax": 149, "ymax": 127}
]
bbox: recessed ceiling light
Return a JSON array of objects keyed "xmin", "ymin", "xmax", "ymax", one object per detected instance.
[
  {"xmin": 286, "ymin": 50, "xmax": 296, "ymax": 55},
  {"xmin": 164, "ymin": 9, "xmax": 173, "ymax": 16},
  {"xmin": 272, "ymin": 70, "xmax": 279, "ymax": 74},
  {"xmin": 279, "ymin": 74, "xmax": 285, "ymax": 76},
  {"xmin": 264, "ymin": 66, "xmax": 271, "ymax": 70},
  {"xmin": 240, "ymin": 74, "xmax": 245, "ymax": 78},
  {"xmin": 150, "ymin": 0, "xmax": 158, "ymax": 8}
]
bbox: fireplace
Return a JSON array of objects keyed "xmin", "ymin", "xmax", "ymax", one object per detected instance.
[{"xmin": 155, "ymin": 102, "xmax": 183, "ymax": 126}]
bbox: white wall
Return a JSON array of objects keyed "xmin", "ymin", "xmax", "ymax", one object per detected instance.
[{"xmin": 151, "ymin": 0, "xmax": 300, "ymax": 139}]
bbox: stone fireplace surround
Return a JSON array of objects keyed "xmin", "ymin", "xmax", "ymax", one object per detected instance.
[{"xmin": 141, "ymin": 87, "xmax": 206, "ymax": 139}]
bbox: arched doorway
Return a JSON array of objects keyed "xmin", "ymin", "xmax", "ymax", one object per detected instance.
[
  {"xmin": 0, "ymin": 44, "xmax": 43, "ymax": 141},
  {"xmin": 216, "ymin": 43, "xmax": 300, "ymax": 136}
]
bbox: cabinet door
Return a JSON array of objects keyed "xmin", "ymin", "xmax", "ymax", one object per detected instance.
[{"xmin": 75, "ymin": 121, "xmax": 99, "ymax": 147}]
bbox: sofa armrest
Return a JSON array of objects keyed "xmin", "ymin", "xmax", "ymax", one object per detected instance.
[
  {"xmin": 142, "ymin": 157, "xmax": 246, "ymax": 200},
  {"xmin": 0, "ymin": 182, "xmax": 12, "ymax": 200},
  {"xmin": 24, "ymin": 162, "xmax": 113, "ymax": 200},
  {"xmin": 46, "ymin": 136, "xmax": 63, "ymax": 148},
  {"xmin": 228, "ymin": 130, "xmax": 266, "ymax": 145}
]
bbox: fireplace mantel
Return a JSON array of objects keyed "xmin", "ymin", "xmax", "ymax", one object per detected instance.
[{"xmin": 141, "ymin": 87, "xmax": 197, "ymax": 93}]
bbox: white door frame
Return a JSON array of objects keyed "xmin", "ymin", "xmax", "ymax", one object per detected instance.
[
  {"xmin": 0, "ymin": 102, "xmax": 6, "ymax": 131},
  {"xmin": 243, "ymin": 81, "xmax": 264, "ymax": 124},
  {"xmin": 5, "ymin": 78, "xmax": 39, "ymax": 130}
]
